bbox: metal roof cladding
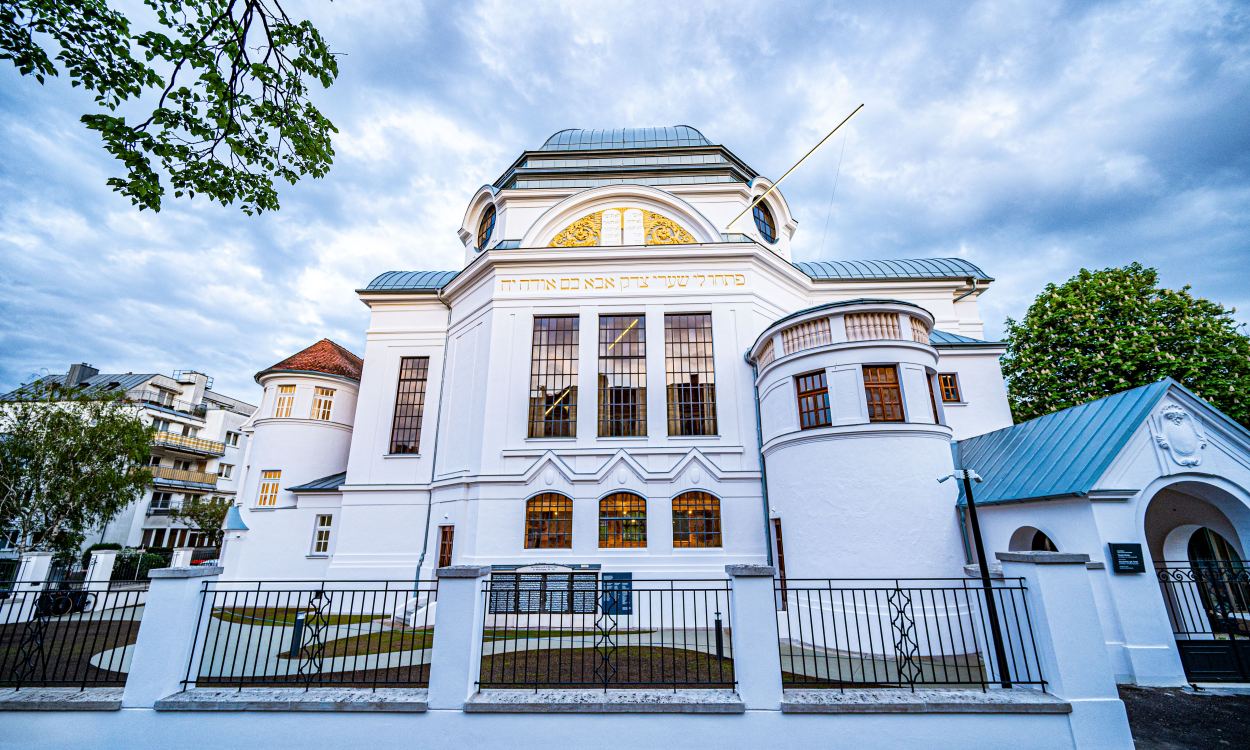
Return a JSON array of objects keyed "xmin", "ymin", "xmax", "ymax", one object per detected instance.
[
  {"xmin": 287, "ymin": 471, "xmax": 347, "ymax": 492},
  {"xmin": 929, "ymin": 330, "xmax": 996, "ymax": 346},
  {"xmin": 794, "ymin": 258, "xmax": 992, "ymax": 281},
  {"xmin": 954, "ymin": 379, "xmax": 1180, "ymax": 506},
  {"xmin": 362, "ymin": 258, "xmax": 993, "ymax": 293},
  {"xmin": 539, "ymin": 126, "xmax": 713, "ymax": 151},
  {"xmin": 0, "ymin": 372, "xmax": 157, "ymax": 400}
]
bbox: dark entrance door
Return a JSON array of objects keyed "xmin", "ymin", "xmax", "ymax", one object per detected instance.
[{"xmin": 1157, "ymin": 533, "xmax": 1250, "ymax": 682}]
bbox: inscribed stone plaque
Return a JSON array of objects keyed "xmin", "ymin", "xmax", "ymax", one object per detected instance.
[
  {"xmin": 600, "ymin": 209, "xmax": 622, "ymax": 246},
  {"xmin": 622, "ymin": 208, "xmax": 644, "ymax": 245}
]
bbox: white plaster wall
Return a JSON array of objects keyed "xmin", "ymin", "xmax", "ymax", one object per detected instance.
[{"xmin": 934, "ymin": 349, "xmax": 1013, "ymax": 440}]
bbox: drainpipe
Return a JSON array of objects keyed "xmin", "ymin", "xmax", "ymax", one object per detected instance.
[
  {"xmin": 953, "ymin": 278, "xmax": 978, "ymax": 303},
  {"xmin": 748, "ymin": 360, "xmax": 774, "ymax": 567},
  {"xmin": 414, "ymin": 293, "xmax": 454, "ymax": 585}
]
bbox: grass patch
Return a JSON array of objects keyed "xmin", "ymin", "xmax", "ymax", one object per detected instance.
[
  {"xmin": 212, "ymin": 607, "xmax": 382, "ymax": 627},
  {"xmin": 276, "ymin": 626, "xmax": 658, "ymax": 660},
  {"xmin": 480, "ymin": 645, "xmax": 734, "ymax": 688}
]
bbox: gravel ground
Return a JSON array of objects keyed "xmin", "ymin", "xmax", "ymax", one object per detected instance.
[{"xmin": 1120, "ymin": 685, "xmax": 1250, "ymax": 750}]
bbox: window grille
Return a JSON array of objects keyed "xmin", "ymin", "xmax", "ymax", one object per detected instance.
[
  {"xmin": 598, "ymin": 315, "xmax": 646, "ymax": 437},
  {"xmin": 524, "ymin": 493, "xmax": 573, "ymax": 549},
  {"xmin": 672, "ymin": 491, "xmax": 722, "ymax": 548},
  {"xmin": 389, "ymin": 356, "xmax": 430, "ymax": 453},
  {"xmin": 599, "ymin": 493, "xmax": 647, "ymax": 548},
  {"xmin": 528, "ymin": 317, "xmax": 579, "ymax": 437},
  {"xmin": 664, "ymin": 314, "xmax": 717, "ymax": 436}
]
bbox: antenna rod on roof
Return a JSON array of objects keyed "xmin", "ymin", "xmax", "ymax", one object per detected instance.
[{"xmin": 726, "ymin": 103, "xmax": 864, "ymax": 233}]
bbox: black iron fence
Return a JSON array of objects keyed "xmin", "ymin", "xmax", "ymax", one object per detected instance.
[
  {"xmin": 0, "ymin": 581, "xmax": 148, "ymax": 689},
  {"xmin": 111, "ymin": 549, "xmax": 174, "ymax": 583},
  {"xmin": 777, "ymin": 578, "xmax": 1046, "ymax": 691},
  {"xmin": 184, "ymin": 580, "xmax": 438, "ymax": 690},
  {"xmin": 1157, "ymin": 562, "xmax": 1250, "ymax": 637},
  {"xmin": 478, "ymin": 575, "xmax": 734, "ymax": 690}
]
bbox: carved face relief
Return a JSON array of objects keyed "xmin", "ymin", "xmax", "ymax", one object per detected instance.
[{"xmin": 1154, "ymin": 404, "xmax": 1207, "ymax": 467}]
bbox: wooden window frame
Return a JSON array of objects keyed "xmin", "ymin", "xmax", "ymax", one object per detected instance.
[
  {"xmin": 311, "ymin": 387, "xmax": 335, "ymax": 421},
  {"xmin": 528, "ymin": 316, "xmax": 580, "ymax": 438},
  {"xmin": 389, "ymin": 356, "xmax": 431, "ymax": 454},
  {"xmin": 794, "ymin": 370, "xmax": 832, "ymax": 429},
  {"xmin": 598, "ymin": 314, "xmax": 647, "ymax": 437},
  {"xmin": 671, "ymin": 491, "xmax": 722, "ymax": 548},
  {"xmin": 256, "ymin": 470, "xmax": 281, "ymax": 507},
  {"xmin": 524, "ymin": 493, "xmax": 573, "ymax": 549},
  {"xmin": 599, "ymin": 493, "xmax": 647, "ymax": 548},
  {"xmin": 438, "ymin": 525, "xmax": 455, "ymax": 567},
  {"xmin": 863, "ymin": 365, "xmax": 905, "ymax": 423},
  {"xmin": 938, "ymin": 373, "xmax": 963, "ymax": 403},
  {"xmin": 274, "ymin": 385, "xmax": 296, "ymax": 418}
]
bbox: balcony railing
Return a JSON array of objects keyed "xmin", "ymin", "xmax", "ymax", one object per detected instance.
[
  {"xmin": 151, "ymin": 466, "xmax": 219, "ymax": 487},
  {"xmin": 151, "ymin": 431, "xmax": 225, "ymax": 456},
  {"xmin": 130, "ymin": 390, "xmax": 208, "ymax": 418}
]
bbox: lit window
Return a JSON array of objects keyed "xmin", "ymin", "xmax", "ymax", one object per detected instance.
[
  {"xmin": 664, "ymin": 313, "xmax": 717, "ymax": 436},
  {"xmin": 598, "ymin": 315, "xmax": 646, "ymax": 437},
  {"xmin": 274, "ymin": 385, "xmax": 295, "ymax": 418},
  {"xmin": 311, "ymin": 387, "xmax": 335, "ymax": 421},
  {"xmin": 781, "ymin": 317, "xmax": 832, "ymax": 355},
  {"xmin": 310, "ymin": 514, "xmax": 333, "ymax": 555},
  {"xmin": 795, "ymin": 371, "xmax": 831, "ymax": 429},
  {"xmin": 863, "ymin": 366, "xmax": 904, "ymax": 422},
  {"xmin": 528, "ymin": 316, "xmax": 579, "ymax": 438},
  {"xmin": 217, "ymin": 463, "xmax": 233, "ymax": 479},
  {"xmin": 599, "ymin": 493, "xmax": 647, "ymax": 548},
  {"xmin": 524, "ymin": 493, "xmax": 573, "ymax": 549},
  {"xmin": 938, "ymin": 373, "xmax": 962, "ymax": 403},
  {"xmin": 477, "ymin": 205, "xmax": 496, "ymax": 250},
  {"xmin": 389, "ymin": 357, "xmax": 430, "ymax": 453},
  {"xmin": 256, "ymin": 470, "xmax": 281, "ymax": 507},
  {"xmin": 438, "ymin": 525, "xmax": 455, "ymax": 567},
  {"xmin": 753, "ymin": 200, "xmax": 777, "ymax": 244},
  {"xmin": 672, "ymin": 491, "xmax": 721, "ymax": 548}
]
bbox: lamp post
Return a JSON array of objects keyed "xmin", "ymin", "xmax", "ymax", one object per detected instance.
[{"xmin": 941, "ymin": 468, "xmax": 1012, "ymax": 688}]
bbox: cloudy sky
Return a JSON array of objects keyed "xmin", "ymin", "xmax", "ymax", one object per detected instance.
[{"xmin": 1, "ymin": 0, "xmax": 1248, "ymax": 400}]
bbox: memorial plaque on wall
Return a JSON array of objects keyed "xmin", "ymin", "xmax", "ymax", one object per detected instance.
[{"xmin": 1109, "ymin": 543, "xmax": 1145, "ymax": 573}]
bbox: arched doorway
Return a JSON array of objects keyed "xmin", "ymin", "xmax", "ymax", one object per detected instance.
[
  {"xmin": 1008, "ymin": 525, "xmax": 1058, "ymax": 552},
  {"xmin": 1145, "ymin": 481, "xmax": 1250, "ymax": 681}
]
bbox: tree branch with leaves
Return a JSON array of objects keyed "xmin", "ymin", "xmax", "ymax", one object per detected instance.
[
  {"xmin": 0, "ymin": 0, "xmax": 338, "ymax": 213},
  {"xmin": 170, "ymin": 494, "xmax": 229, "ymax": 547}
]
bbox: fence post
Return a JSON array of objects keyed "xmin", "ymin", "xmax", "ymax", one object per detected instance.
[
  {"xmin": 10, "ymin": 552, "xmax": 54, "ymax": 622},
  {"xmin": 427, "ymin": 565, "xmax": 489, "ymax": 709},
  {"xmin": 997, "ymin": 552, "xmax": 1133, "ymax": 750},
  {"xmin": 121, "ymin": 565, "xmax": 222, "ymax": 708},
  {"xmin": 725, "ymin": 564, "xmax": 783, "ymax": 709},
  {"xmin": 87, "ymin": 550, "xmax": 118, "ymax": 586},
  {"xmin": 170, "ymin": 547, "xmax": 195, "ymax": 567}
]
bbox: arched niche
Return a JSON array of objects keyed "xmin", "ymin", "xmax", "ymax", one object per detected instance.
[
  {"xmin": 520, "ymin": 184, "xmax": 722, "ymax": 248},
  {"xmin": 1009, "ymin": 525, "xmax": 1059, "ymax": 552}
]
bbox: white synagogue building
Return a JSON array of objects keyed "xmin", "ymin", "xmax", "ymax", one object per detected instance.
[{"xmin": 223, "ymin": 126, "xmax": 1250, "ymax": 688}]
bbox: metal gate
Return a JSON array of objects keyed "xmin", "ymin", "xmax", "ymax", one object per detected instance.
[{"xmin": 1157, "ymin": 563, "xmax": 1250, "ymax": 682}]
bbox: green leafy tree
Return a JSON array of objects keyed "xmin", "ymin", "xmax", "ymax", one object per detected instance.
[
  {"xmin": 1002, "ymin": 263, "xmax": 1250, "ymax": 427},
  {"xmin": 0, "ymin": 382, "xmax": 153, "ymax": 556},
  {"xmin": 170, "ymin": 494, "xmax": 229, "ymax": 547},
  {"xmin": 0, "ymin": 0, "xmax": 338, "ymax": 213}
]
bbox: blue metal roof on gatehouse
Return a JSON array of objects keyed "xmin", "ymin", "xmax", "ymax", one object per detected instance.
[
  {"xmin": 539, "ymin": 126, "xmax": 712, "ymax": 152},
  {"xmin": 954, "ymin": 379, "xmax": 1175, "ymax": 506},
  {"xmin": 795, "ymin": 258, "xmax": 992, "ymax": 282}
]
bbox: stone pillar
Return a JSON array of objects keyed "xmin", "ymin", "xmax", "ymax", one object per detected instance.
[
  {"xmin": 8, "ymin": 552, "xmax": 54, "ymax": 623},
  {"xmin": 170, "ymin": 547, "xmax": 195, "ymax": 567},
  {"xmin": 121, "ymin": 566, "xmax": 222, "ymax": 708},
  {"xmin": 427, "ymin": 565, "xmax": 489, "ymax": 709},
  {"xmin": 998, "ymin": 552, "xmax": 1133, "ymax": 750},
  {"xmin": 726, "ymin": 564, "xmax": 783, "ymax": 709},
  {"xmin": 86, "ymin": 550, "xmax": 118, "ymax": 587}
]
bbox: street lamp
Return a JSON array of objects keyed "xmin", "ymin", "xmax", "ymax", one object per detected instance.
[{"xmin": 940, "ymin": 468, "xmax": 1012, "ymax": 688}]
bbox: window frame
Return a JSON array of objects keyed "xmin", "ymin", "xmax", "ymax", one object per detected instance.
[
  {"xmin": 389, "ymin": 356, "xmax": 431, "ymax": 454},
  {"xmin": 671, "ymin": 491, "xmax": 722, "ymax": 548},
  {"xmin": 217, "ymin": 463, "xmax": 233, "ymax": 479},
  {"xmin": 597, "ymin": 314, "xmax": 647, "ymax": 437},
  {"xmin": 599, "ymin": 492, "xmax": 647, "ymax": 548},
  {"xmin": 862, "ymin": 365, "xmax": 905, "ymax": 423},
  {"xmin": 256, "ymin": 470, "xmax": 282, "ymax": 508},
  {"xmin": 664, "ymin": 312, "xmax": 718, "ymax": 436},
  {"xmin": 311, "ymin": 386, "xmax": 335, "ymax": 421},
  {"xmin": 274, "ymin": 385, "xmax": 296, "ymax": 418},
  {"xmin": 794, "ymin": 370, "xmax": 832, "ymax": 430},
  {"xmin": 225, "ymin": 431, "xmax": 240, "ymax": 447},
  {"xmin": 310, "ymin": 514, "xmax": 333, "ymax": 556},
  {"xmin": 527, "ymin": 316, "xmax": 580, "ymax": 438},
  {"xmin": 752, "ymin": 199, "xmax": 777, "ymax": 244},
  {"xmin": 524, "ymin": 493, "xmax": 574, "ymax": 549},
  {"xmin": 938, "ymin": 373, "xmax": 963, "ymax": 403}
]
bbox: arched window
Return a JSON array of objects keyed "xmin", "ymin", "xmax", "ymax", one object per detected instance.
[
  {"xmin": 672, "ymin": 491, "xmax": 721, "ymax": 548},
  {"xmin": 1031, "ymin": 530, "xmax": 1058, "ymax": 552},
  {"xmin": 752, "ymin": 200, "xmax": 777, "ymax": 244},
  {"xmin": 600, "ymin": 493, "xmax": 647, "ymax": 548},
  {"xmin": 477, "ymin": 205, "xmax": 496, "ymax": 251},
  {"xmin": 524, "ymin": 493, "xmax": 572, "ymax": 549},
  {"xmin": 1009, "ymin": 525, "xmax": 1058, "ymax": 552}
]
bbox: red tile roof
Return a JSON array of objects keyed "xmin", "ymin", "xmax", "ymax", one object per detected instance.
[{"xmin": 256, "ymin": 339, "xmax": 363, "ymax": 382}]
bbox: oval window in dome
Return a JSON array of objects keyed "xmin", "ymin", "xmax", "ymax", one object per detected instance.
[
  {"xmin": 752, "ymin": 199, "xmax": 777, "ymax": 244},
  {"xmin": 477, "ymin": 205, "xmax": 496, "ymax": 251}
]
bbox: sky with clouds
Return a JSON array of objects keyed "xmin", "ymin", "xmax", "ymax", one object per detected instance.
[{"xmin": 1, "ymin": 0, "xmax": 1248, "ymax": 401}]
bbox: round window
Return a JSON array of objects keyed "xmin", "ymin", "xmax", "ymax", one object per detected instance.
[
  {"xmin": 477, "ymin": 205, "xmax": 496, "ymax": 251},
  {"xmin": 752, "ymin": 199, "xmax": 777, "ymax": 244}
]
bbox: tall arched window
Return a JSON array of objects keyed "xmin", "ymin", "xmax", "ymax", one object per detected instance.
[
  {"xmin": 600, "ymin": 493, "xmax": 647, "ymax": 548},
  {"xmin": 524, "ymin": 493, "xmax": 572, "ymax": 549},
  {"xmin": 672, "ymin": 491, "xmax": 722, "ymax": 548}
]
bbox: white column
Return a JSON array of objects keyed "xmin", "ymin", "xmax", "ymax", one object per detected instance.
[
  {"xmin": 997, "ymin": 552, "xmax": 1133, "ymax": 750},
  {"xmin": 170, "ymin": 547, "xmax": 194, "ymax": 567},
  {"xmin": 121, "ymin": 565, "xmax": 222, "ymax": 708},
  {"xmin": 725, "ymin": 564, "xmax": 782, "ymax": 709},
  {"xmin": 86, "ymin": 550, "xmax": 118, "ymax": 587},
  {"xmin": 8, "ymin": 552, "xmax": 54, "ymax": 623},
  {"xmin": 427, "ymin": 565, "xmax": 489, "ymax": 709}
]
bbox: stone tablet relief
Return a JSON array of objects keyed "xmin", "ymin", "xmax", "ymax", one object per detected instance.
[
  {"xmin": 600, "ymin": 208, "xmax": 623, "ymax": 246},
  {"xmin": 622, "ymin": 208, "xmax": 645, "ymax": 245}
]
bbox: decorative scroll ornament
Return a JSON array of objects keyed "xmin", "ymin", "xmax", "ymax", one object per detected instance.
[
  {"xmin": 1155, "ymin": 404, "xmax": 1207, "ymax": 467},
  {"xmin": 548, "ymin": 207, "xmax": 696, "ymax": 247}
]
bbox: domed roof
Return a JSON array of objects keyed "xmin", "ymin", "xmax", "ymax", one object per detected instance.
[
  {"xmin": 539, "ymin": 126, "xmax": 711, "ymax": 151},
  {"xmin": 255, "ymin": 339, "xmax": 363, "ymax": 383}
]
